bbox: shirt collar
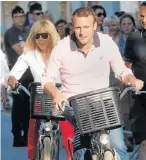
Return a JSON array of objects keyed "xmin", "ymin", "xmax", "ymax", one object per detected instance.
[{"xmin": 70, "ymin": 32, "xmax": 100, "ymax": 52}]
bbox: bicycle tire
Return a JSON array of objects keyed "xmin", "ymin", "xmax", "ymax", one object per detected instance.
[
  {"xmin": 104, "ymin": 150, "xmax": 114, "ymax": 160},
  {"xmin": 104, "ymin": 149, "xmax": 120, "ymax": 160},
  {"xmin": 53, "ymin": 129, "xmax": 60, "ymax": 160},
  {"xmin": 41, "ymin": 137, "xmax": 51, "ymax": 160},
  {"xmin": 37, "ymin": 142, "xmax": 41, "ymax": 160}
]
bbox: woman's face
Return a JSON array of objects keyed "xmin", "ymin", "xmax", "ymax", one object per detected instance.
[
  {"xmin": 120, "ymin": 17, "xmax": 134, "ymax": 34},
  {"xmin": 34, "ymin": 28, "xmax": 51, "ymax": 52},
  {"xmin": 108, "ymin": 21, "xmax": 119, "ymax": 36}
]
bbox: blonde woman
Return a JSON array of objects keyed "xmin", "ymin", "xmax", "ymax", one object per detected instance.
[{"xmin": 7, "ymin": 20, "xmax": 60, "ymax": 160}]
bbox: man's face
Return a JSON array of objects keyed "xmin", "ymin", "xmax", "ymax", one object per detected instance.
[
  {"xmin": 13, "ymin": 13, "xmax": 25, "ymax": 27},
  {"xmin": 95, "ymin": 9, "xmax": 105, "ymax": 26},
  {"xmin": 32, "ymin": 10, "xmax": 44, "ymax": 22},
  {"xmin": 140, "ymin": 6, "xmax": 146, "ymax": 29},
  {"xmin": 73, "ymin": 15, "xmax": 96, "ymax": 46},
  {"xmin": 56, "ymin": 22, "xmax": 66, "ymax": 39}
]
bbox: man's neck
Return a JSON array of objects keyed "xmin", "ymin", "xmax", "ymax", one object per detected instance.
[
  {"xmin": 14, "ymin": 25, "xmax": 24, "ymax": 30},
  {"xmin": 78, "ymin": 38, "xmax": 94, "ymax": 54}
]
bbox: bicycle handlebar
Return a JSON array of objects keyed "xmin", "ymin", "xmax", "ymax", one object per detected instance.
[
  {"xmin": 11, "ymin": 83, "xmax": 30, "ymax": 97},
  {"xmin": 120, "ymin": 86, "xmax": 146, "ymax": 100},
  {"xmin": 61, "ymin": 87, "xmax": 146, "ymax": 125}
]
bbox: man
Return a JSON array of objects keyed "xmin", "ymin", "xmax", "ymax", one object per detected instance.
[
  {"xmin": 42, "ymin": 7, "xmax": 143, "ymax": 159},
  {"xmin": 25, "ymin": 2, "xmax": 44, "ymax": 32},
  {"xmin": 4, "ymin": 6, "xmax": 33, "ymax": 147},
  {"xmin": 4, "ymin": 6, "xmax": 28, "ymax": 69},
  {"xmin": 55, "ymin": 19, "xmax": 67, "ymax": 39},
  {"xmin": 91, "ymin": 5, "xmax": 106, "ymax": 32},
  {"xmin": 124, "ymin": 2, "xmax": 146, "ymax": 160}
]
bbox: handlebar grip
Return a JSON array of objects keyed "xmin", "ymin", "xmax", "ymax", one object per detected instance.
[{"xmin": 61, "ymin": 102, "xmax": 76, "ymax": 126}]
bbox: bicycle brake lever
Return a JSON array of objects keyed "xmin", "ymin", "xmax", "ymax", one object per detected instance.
[{"xmin": 11, "ymin": 83, "xmax": 21, "ymax": 94}]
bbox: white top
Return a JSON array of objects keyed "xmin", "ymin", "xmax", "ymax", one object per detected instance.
[
  {"xmin": 9, "ymin": 49, "xmax": 61, "ymax": 83},
  {"xmin": 42, "ymin": 32, "xmax": 133, "ymax": 99},
  {"xmin": 0, "ymin": 50, "xmax": 9, "ymax": 87}
]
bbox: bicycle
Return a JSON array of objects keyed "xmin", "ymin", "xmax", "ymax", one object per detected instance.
[
  {"xmin": 12, "ymin": 82, "xmax": 65, "ymax": 160},
  {"xmin": 61, "ymin": 86, "xmax": 146, "ymax": 160}
]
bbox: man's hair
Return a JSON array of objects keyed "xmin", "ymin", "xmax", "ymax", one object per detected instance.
[
  {"xmin": 91, "ymin": 5, "xmax": 106, "ymax": 17},
  {"xmin": 55, "ymin": 19, "xmax": 67, "ymax": 27},
  {"xmin": 12, "ymin": 6, "xmax": 25, "ymax": 17},
  {"xmin": 141, "ymin": 1, "xmax": 146, "ymax": 7},
  {"xmin": 29, "ymin": 2, "xmax": 42, "ymax": 13},
  {"xmin": 72, "ymin": 7, "xmax": 97, "ymax": 23},
  {"xmin": 114, "ymin": 11, "xmax": 125, "ymax": 18}
]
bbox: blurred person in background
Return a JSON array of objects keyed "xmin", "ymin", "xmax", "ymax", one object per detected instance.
[
  {"xmin": 7, "ymin": 20, "xmax": 60, "ymax": 160},
  {"xmin": 55, "ymin": 19, "xmax": 67, "ymax": 39},
  {"xmin": 119, "ymin": 14, "xmax": 136, "ymax": 55},
  {"xmin": 65, "ymin": 22, "xmax": 73, "ymax": 36},
  {"xmin": 91, "ymin": 5, "xmax": 106, "ymax": 32},
  {"xmin": 4, "ymin": 6, "xmax": 33, "ymax": 147},
  {"xmin": 114, "ymin": 11, "xmax": 125, "ymax": 18},
  {"xmin": 25, "ymin": 1, "xmax": 37, "ymax": 27},
  {"xmin": 25, "ymin": 2, "xmax": 44, "ymax": 32},
  {"xmin": 103, "ymin": 15, "xmax": 120, "ymax": 44},
  {"xmin": 124, "ymin": 2, "xmax": 146, "ymax": 159},
  {"xmin": 43, "ymin": 10, "xmax": 54, "ymax": 22}
]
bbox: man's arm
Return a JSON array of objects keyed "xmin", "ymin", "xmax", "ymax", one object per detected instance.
[
  {"xmin": 108, "ymin": 36, "xmax": 143, "ymax": 89},
  {"xmin": 12, "ymin": 43, "xmax": 24, "ymax": 55},
  {"xmin": 41, "ymin": 43, "xmax": 67, "ymax": 109},
  {"xmin": 5, "ymin": 31, "xmax": 24, "ymax": 56}
]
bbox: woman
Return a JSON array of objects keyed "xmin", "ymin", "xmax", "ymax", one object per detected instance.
[
  {"xmin": 7, "ymin": 19, "xmax": 74, "ymax": 160},
  {"xmin": 119, "ymin": 14, "xmax": 136, "ymax": 55},
  {"xmin": 7, "ymin": 20, "xmax": 56, "ymax": 159},
  {"xmin": 103, "ymin": 15, "xmax": 120, "ymax": 44}
]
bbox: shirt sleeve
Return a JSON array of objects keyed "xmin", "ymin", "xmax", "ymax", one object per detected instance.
[
  {"xmin": 107, "ymin": 36, "xmax": 133, "ymax": 80},
  {"xmin": 0, "ymin": 51, "xmax": 9, "ymax": 87},
  {"xmin": 41, "ymin": 43, "xmax": 62, "ymax": 88},
  {"xmin": 123, "ymin": 34, "xmax": 132, "ymax": 61},
  {"xmin": 8, "ymin": 53, "xmax": 29, "ymax": 80}
]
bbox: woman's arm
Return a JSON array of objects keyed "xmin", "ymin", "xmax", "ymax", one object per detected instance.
[{"xmin": 7, "ymin": 54, "xmax": 29, "ymax": 88}]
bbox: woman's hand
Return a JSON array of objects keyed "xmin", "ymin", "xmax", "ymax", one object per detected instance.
[{"xmin": 8, "ymin": 76, "xmax": 18, "ymax": 89}]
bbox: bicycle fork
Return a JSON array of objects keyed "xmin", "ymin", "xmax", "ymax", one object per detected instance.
[{"xmin": 38, "ymin": 121, "xmax": 53, "ymax": 150}]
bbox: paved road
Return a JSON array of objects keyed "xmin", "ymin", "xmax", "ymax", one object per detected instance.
[{"xmin": 1, "ymin": 103, "xmax": 67, "ymax": 160}]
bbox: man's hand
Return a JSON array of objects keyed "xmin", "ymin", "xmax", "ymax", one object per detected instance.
[
  {"xmin": 123, "ymin": 74, "xmax": 144, "ymax": 90},
  {"xmin": 128, "ymin": 75, "xmax": 144, "ymax": 90},
  {"xmin": 8, "ymin": 76, "xmax": 18, "ymax": 89},
  {"xmin": 53, "ymin": 90, "xmax": 68, "ymax": 111},
  {"xmin": 130, "ymin": 79, "xmax": 144, "ymax": 90}
]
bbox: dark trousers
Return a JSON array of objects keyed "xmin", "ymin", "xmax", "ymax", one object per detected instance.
[
  {"xmin": 12, "ymin": 93, "xmax": 30, "ymax": 139},
  {"xmin": 11, "ymin": 68, "xmax": 33, "ymax": 140}
]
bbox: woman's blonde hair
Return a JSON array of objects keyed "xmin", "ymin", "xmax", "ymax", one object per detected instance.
[{"xmin": 24, "ymin": 20, "xmax": 60, "ymax": 52}]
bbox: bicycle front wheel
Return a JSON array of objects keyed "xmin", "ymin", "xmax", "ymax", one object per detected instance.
[
  {"xmin": 41, "ymin": 137, "xmax": 51, "ymax": 160},
  {"xmin": 104, "ymin": 149, "xmax": 120, "ymax": 160}
]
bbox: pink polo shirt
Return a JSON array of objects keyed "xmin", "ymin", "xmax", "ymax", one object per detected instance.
[{"xmin": 42, "ymin": 32, "xmax": 133, "ymax": 99}]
